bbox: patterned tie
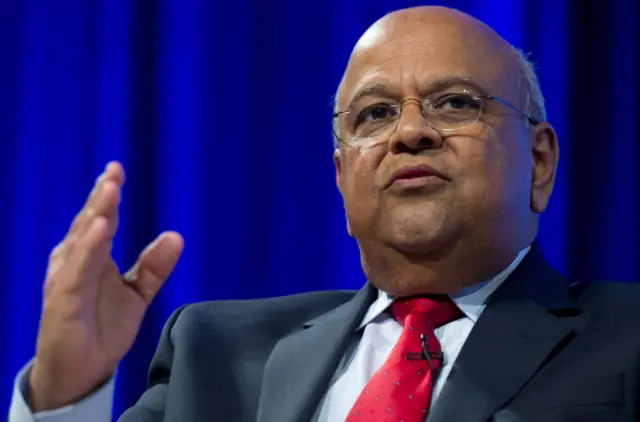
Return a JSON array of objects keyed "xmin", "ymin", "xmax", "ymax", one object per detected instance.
[{"xmin": 346, "ymin": 296, "xmax": 463, "ymax": 422}]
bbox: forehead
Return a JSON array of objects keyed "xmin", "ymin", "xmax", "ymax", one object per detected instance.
[{"xmin": 340, "ymin": 16, "xmax": 517, "ymax": 106}]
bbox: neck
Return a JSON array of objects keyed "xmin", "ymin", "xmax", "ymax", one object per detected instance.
[{"xmin": 359, "ymin": 236, "xmax": 530, "ymax": 297}]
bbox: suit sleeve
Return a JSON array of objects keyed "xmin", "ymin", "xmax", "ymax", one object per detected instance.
[{"xmin": 117, "ymin": 305, "xmax": 187, "ymax": 422}]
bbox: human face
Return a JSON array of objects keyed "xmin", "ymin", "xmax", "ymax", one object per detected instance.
[{"xmin": 334, "ymin": 8, "xmax": 557, "ymax": 293}]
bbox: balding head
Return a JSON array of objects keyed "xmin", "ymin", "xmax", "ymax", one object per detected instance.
[
  {"xmin": 334, "ymin": 7, "xmax": 546, "ymax": 146},
  {"xmin": 350, "ymin": 7, "xmax": 512, "ymax": 67},
  {"xmin": 332, "ymin": 6, "xmax": 559, "ymax": 296}
]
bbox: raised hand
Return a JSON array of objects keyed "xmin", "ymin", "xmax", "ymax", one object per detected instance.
[{"xmin": 28, "ymin": 162, "xmax": 184, "ymax": 411}]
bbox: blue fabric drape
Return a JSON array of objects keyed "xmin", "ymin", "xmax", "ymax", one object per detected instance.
[{"xmin": 1, "ymin": 0, "xmax": 638, "ymax": 417}]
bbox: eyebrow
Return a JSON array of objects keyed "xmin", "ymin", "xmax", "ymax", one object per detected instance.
[{"xmin": 344, "ymin": 76, "xmax": 490, "ymax": 110}]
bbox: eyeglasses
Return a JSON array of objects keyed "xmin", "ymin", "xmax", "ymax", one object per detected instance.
[{"xmin": 332, "ymin": 91, "xmax": 540, "ymax": 147}]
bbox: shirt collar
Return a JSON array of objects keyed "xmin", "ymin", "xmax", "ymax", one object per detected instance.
[{"xmin": 357, "ymin": 245, "xmax": 531, "ymax": 329}]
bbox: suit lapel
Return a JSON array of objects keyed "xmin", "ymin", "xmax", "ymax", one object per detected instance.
[
  {"xmin": 256, "ymin": 284, "xmax": 377, "ymax": 422},
  {"xmin": 428, "ymin": 245, "xmax": 582, "ymax": 422}
]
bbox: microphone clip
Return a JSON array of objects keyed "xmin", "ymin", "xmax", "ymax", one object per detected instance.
[
  {"xmin": 405, "ymin": 351, "xmax": 444, "ymax": 362},
  {"xmin": 404, "ymin": 334, "xmax": 444, "ymax": 370}
]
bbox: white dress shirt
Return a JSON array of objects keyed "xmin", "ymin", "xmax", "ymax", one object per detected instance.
[
  {"xmin": 8, "ymin": 246, "xmax": 529, "ymax": 422},
  {"xmin": 316, "ymin": 246, "xmax": 530, "ymax": 421}
]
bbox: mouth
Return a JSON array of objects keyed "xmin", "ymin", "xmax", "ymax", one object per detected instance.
[{"xmin": 386, "ymin": 165, "xmax": 449, "ymax": 190}]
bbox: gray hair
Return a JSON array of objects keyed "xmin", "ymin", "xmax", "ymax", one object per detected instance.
[
  {"xmin": 512, "ymin": 47, "xmax": 547, "ymax": 125},
  {"xmin": 331, "ymin": 47, "xmax": 547, "ymax": 148}
]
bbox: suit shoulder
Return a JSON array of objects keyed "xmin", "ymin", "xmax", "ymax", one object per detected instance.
[
  {"xmin": 174, "ymin": 289, "xmax": 357, "ymax": 332},
  {"xmin": 188, "ymin": 289, "xmax": 356, "ymax": 313},
  {"xmin": 574, "ymin": 280, "xmax": 640, "ymax": 312}
]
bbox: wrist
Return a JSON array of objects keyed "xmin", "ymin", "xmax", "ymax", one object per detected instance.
[
  {"xmin": 27, "ymin": 362, "xmax": 112, "ymax": 411},
  {"xmin": 27, "ymin": 363, "xmax": 76, "ymax": 411}
]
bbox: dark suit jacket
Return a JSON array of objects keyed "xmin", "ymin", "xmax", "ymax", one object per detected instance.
[{"xmin": 119, "ymin": 246, "xmax": 640, "ymax": 422}]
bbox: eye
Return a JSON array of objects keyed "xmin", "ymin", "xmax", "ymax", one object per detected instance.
[
  {"xmin": 355, "ymin": 103, "xmax": 397, "ymax": 126},
  {"xmin": 434, "ymin": 94, "xmax": 482, "ymax": 110}
]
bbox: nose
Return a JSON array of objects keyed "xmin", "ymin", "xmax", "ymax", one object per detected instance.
[{"xmin": 388, "ymin": 99, "xmax": 444, "ymax": 154}]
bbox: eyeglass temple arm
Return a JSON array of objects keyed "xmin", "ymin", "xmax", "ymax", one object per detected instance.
[{"xmin": 483, "ymin": 96, "xmax": 540, "ymax": 126}]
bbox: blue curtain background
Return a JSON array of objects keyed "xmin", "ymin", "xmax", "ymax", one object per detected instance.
[{"xmin": 1, "ymin": 0, "xmax": 638, "ymax": 418}]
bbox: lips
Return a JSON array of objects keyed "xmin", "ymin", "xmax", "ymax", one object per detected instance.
[{"xmin": 386, "ymin": 164, "xmax": 448, "ymax": 188}]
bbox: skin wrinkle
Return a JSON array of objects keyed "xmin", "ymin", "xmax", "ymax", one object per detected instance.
[
  {"xmin": 333, "ymin": 6, "xmax": 559, "ymax": 297},
  {"xmin": 344, "ymin": 77, "xmax": 492, "ymax": 116}
]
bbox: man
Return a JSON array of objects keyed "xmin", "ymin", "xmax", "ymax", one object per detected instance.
[{"xmin": 8, "ymin": 5, "xmax": 640, "ymax": 422}]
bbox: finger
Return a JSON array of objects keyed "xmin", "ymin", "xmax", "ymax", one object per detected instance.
[
  {"xmin": 124, "ymin": 232, "xmax": 184, "ymax": 303},
  {"xmin": 89, "ymin": 162, "xmax": 124, "ymax": 238},
  {"xmin": 86, "ymin": 180, "xmax": 121, "ymax": 239},
  {"xmin": 48, "ymin": 242, "xmax": 65, "ymax": 266},
  {"xmin": 44, "ymin": 242, "xmax": 67, "ymax": 294},
  {"xmin": 64, "ymin": 182, "xmax": 120, "ymax": 259},
  {"xmin": 68, "ymin": 162, "xmax": 125, "ymax": 238},
  {"xmin": 104, "ymin": 161, "xmax": 126, "ymax": 186},
  {"xmin": 46, "ymin": 242, "xmax": 66, "ymax": 277},
  {"xmin": 62, "ymin": 216, "xmax": 112, "ymax": 291}
]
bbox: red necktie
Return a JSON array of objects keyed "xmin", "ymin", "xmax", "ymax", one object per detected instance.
[{"xmin": 346, "ymin": 296, "xmax": 463, "ymax": 422}]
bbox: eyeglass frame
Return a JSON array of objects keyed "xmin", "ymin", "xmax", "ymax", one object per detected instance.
[{"xmin": 331, "ymin": 93, "xmax": 541, "ymax": 146}]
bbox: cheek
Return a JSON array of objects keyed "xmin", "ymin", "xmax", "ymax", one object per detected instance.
[
  {"xmin": 343, "ymin": 146, "xmax": 385, "ymax": 190},
  {"xmin": 454, "ymin": 131, "xmax": 530, "ymax": 212},
  {"xmin": 341, "ymin": 149, "xmax": 385, "ymax": 221}
]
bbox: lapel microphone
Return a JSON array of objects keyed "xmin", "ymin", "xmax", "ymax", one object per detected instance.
[{"xmin": 405, "ymin": 334, "xmax": 444, "ymax": 371}]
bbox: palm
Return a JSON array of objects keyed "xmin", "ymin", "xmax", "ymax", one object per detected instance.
[
  {"xmin": 94, "ymin": 261, "xmax": 147, "ymax": 365},
  {"xmin": 30, "ymin": 162, "xmax": 183, "ymax": 411},
  {"xmin": 40, "ymin": 259, "xmax": 145, "ymax": 390}
]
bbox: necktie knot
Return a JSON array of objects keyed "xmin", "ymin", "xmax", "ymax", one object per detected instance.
[{"xmin": 390, "ymin": 295, "xmax": 463, "ymax": 329}]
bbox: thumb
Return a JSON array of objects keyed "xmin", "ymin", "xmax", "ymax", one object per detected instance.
[{"xmin": 125, "ymin": 231, "xmax": 184, "ymax": 303}]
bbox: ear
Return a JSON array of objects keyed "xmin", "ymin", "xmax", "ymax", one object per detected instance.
[
  {"xmin": 334, "ymin": 148, "xmax": 353, "ymax": 237},
  {"xmin": 334, "ymin": 148, "xmax": 343, "ymax": 194},
  {"xmin": 530, "ymin": 122, "xmax": 560, "ymax": 213}
]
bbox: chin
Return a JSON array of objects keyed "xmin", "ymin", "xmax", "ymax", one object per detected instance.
[
  {"xmin": 378, "ymin": 203, "xmax": 453, "ymax": 244},
  {"xmin": 387, "ymin": 237, "xmax": 442, "ymax": 254},
  {"xmin": 379, "ymin": 222, "xmax": 453, "ymax": 256}
]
